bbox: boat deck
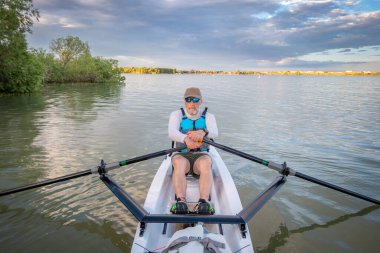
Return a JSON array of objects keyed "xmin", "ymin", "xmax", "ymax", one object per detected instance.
[{"xmin": 131, "ymin": 147, "xmax": 254, "ymax": 252}]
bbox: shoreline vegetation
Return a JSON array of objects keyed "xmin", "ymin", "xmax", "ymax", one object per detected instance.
[
  {"xmin": 121, "ymin": 67, "xmax": 380, "ymax": 76},
  {"xmin": 32, "ymin": 37, "xmax": 125, "ymax": 85}
]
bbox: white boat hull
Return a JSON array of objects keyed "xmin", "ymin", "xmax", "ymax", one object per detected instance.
[{"xmin": 131, "ymin": 146, "xmax": 254, "ymax": 252}]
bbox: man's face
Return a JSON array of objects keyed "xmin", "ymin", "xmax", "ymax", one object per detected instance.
[{"xmin": 184, "ymin": 97, "xmax": 202, "ymax": 116}]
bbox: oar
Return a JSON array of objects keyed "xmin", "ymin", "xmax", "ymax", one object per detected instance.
[
  {"xmin": 203, "ymin": 138, "xmax": 380, "ymax": 205},
  {"xmin": 0, "ymin": 146, "xmax": 184, "ymax": 197}
]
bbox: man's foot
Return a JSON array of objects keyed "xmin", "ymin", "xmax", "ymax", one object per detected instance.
[
  {"xmin": 170, "ymin": 198, "xmax": 189, "ymax": 214},
  {"xmin": 194, "ymin": 199, "xmax": 215, "ymax": 215}
]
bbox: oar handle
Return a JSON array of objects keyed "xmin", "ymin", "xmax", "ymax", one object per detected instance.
[{"xmin": 203, "ymin": 138, "xmax": 380, "ymax": 205}]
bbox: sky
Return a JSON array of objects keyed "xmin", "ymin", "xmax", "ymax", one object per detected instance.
[{"xmin": 26, "ymin": 0, "xmax": 380, "ymax": 71}]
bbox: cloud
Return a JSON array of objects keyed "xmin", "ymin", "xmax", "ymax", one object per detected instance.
[
  {"xmin": 344, "ymin": 1, "xmax": 359, "ymax": 6},
  {"xmin": 28, "ymin": 0, "xmax": 380, "ymax": 70},
  {"xmin": 269, "ymin": 10, "xmax": 380, "ymax": 58},
  {"xmin": 251, "ymin": 12, "xmax": 273, "ymax": 19},
  {"xmin": 113, "ymin": 55, "xmax": 157, "ymax": 67},
  {"xmin": 274, "ymin": 57, "xmax": 367, "ymax": 69},
  {"xmin": 75, "ymin": 0, "xmax": 110, "ymax": 8},
  {"xmin": 38, "ymin": 14, "xmax": 86, "ymax": 28}
]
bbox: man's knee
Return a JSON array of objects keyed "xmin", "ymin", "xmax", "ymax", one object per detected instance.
[
  {"xmin": 194, "ymin": 156, "xmax": 212, "ymax": 174},
  {"xmin": 172, "ymin": 155, "xmax": 190, "ymax": 174},
  {"xmin": 197, "ymin": 155, "xmax": 212, "ymax": 167}
]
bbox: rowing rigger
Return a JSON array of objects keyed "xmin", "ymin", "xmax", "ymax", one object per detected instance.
[{"xmin": 0, "ymin": 146, "xmax": 184, "ymax": 197}]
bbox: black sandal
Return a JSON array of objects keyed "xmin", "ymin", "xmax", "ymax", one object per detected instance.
[
  {"xmin": 170, "ymin": 198, "xmax": 189, "ymax": 214},
  {"xmin": 193, "ymin": 199, "xmax": 215, "ymax": 215}
]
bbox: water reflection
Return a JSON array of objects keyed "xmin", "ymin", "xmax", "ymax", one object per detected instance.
[
  {"xmin": 257, "ymin": 205, "xmax": 380, "ymax": 253},
  {"xmin": 0, "ymin": 75, "xmax": 379, "ymax": 253},
  {"xmin": 0, "ymin": 83, "xmax": 128, "ymax": 252},
  {"xmin": 0, "ymin": 94, "xmax": 47, "ymax": 189},
  {"xmin": 33, "ymin": 83, "xmax": 124, "ymax": 179},
  {"xmin": 0, "ymin": 203, "xmax": 132, "ymax": 253},
  {"xmin": 43, "ymin": 83, "xmax": 124, "ymax": 123}
]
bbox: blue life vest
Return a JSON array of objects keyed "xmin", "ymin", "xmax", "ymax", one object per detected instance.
[
  {"xmin": 180, "ymin": 107, "xmax": 207, "ymax": 133},
  {"xmin": 175, "ymin": 107, "xmax": 209, "ymax": 153}
]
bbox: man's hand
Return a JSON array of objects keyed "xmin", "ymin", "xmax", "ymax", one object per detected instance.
[
  {"xmin": 184, "ymin": 136, "xmax": 202, "ymax": 149},
  {"xmin": 187, "ymin": 130, "xmax": 205, "ymax": 142}
]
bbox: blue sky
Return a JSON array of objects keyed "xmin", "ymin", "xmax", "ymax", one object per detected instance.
[{"xmin": 27, "ymin": 0, "xmax": 380, "ymax": 71}]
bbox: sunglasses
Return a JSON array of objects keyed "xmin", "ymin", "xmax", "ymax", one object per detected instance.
[{"xmin": 185, "ymin": 97, "xmax": 200, "ymax": 103}]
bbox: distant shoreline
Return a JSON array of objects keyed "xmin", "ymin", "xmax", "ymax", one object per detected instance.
[{"xmin": 121, "ymin": 67, "xmax": 380, "ymax": 76}]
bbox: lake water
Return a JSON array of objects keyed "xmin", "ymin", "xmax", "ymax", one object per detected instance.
[{"xmin": 0, "ymin": 74, "xmax": 379, "ymax": 252}]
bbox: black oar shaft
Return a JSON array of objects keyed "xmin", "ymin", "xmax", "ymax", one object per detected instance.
[
  {"xmin": 295, "ymin": 172, "xmax": 380, "ymax": 205},
  {"xmin": 0, "ymin": 169, "xmax": 92, "ymax": 197},
  {"xmin": 118, "ymin": 147, "xmax": 184, "ymax": 167},
  {"xmin": 203, "ymin": 139, "xmax": 268, "ymax": 166},
  {"xmin": 204, "ymin": 138, "xmax": 380, "ymax": 205},
  {"xmin": 0, "ymin": 146, "xmax": 184, "ymax": 197}
]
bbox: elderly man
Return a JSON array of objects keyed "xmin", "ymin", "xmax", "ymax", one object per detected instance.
[{"xmin": 168, "ymin": 87, "xmax": 218, "ymax": 214}]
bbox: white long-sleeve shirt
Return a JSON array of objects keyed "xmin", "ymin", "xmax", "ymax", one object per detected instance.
[{"xmin": 168, "ymin": 108, "xmax": 218, "ymax": 143}]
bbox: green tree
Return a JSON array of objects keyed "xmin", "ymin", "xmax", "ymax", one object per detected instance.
[
  {"xmin": 0, "ymin": 0, "xmax": 43, "ymax": 93},
  {"xmin": 30, "ymin": 48, "xmax": 65, "ymax": 83},
  {"xmin": 49, "ymin": 36, "xmax": 90, "ymax": 66},
  {"xmin": 0, "ymin": 0, "xmax": 39, "ymax": 40},
  {"xmin": 31, "ymin": 36, "xmax": 124, "ymax": 84}
]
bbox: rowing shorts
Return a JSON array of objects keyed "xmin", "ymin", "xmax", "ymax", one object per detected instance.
[{"xmin": 171, "ymin": 152, "xmax": 211, "ymax": 179}]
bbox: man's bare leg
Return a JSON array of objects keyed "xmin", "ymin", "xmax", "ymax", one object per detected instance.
[
  {"xmin": 193, "ymin": 155, "xmax": 213, "ymax": 200},
  {"xmin": 172, "ymin": 155, "xmax": 190, "ymax": 201}
]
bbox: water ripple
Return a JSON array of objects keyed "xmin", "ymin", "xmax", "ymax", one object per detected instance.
[{"xmin": 1, "ymin": 76, "xmax": 380, "ymax": 252}]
